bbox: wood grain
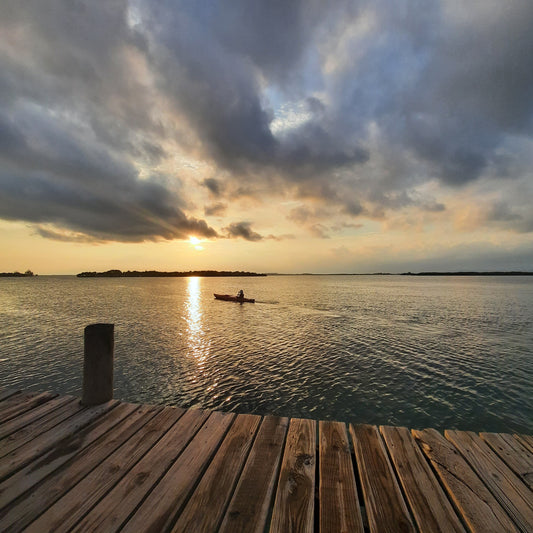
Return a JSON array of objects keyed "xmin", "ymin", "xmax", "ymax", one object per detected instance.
[
  {"xmin": 270, "ymin": 418, "xmax": 316, "ymax": 533},
  {"xmin": 380, "ymin": 425, "xmax": 464, "ymax": 532},
  {"xmin": 446, "ymin": 430, "xmax": 533, "ymax": 532},
  {"xmin": 319, "ymin": 420, "xmax": 363, "ymax": 533},
  {"xmin": 0, "ymin": 398, "xmax": 82, "ymax": 458},
  {"xmin": 171, "ymin": 413, "xmax": 261, "ymax": 532},
  {"xmin": 0, "ymin": 400, "xmax": 118, "ymax": 481},
  {"xmin": 515, "ymin": 434, "xmax": 533, "ymax": 455},
  {"xmin": 219, "ymin": 415, "xmax": 289, "ymax": 533},
  {"xmin": 120, "ymin": 410, "xmax": 235, "ymax": 533},
  {"xmin": 481, "ymin": 432, "xmax": 533, "ymax": 490},
  {"xmin": 0, "ymin": 400, "xmax": 125, "ymax": 511},
  {"xmin": 413, "ymin": 428, "xmax": 519, "ymax": 532},
  {"xmin": 0, "ymin": 405, "xmax": 160, "ymax": 532},
  {"xmin": 24, "ymin": 405, "xmax": 178, "ymax": 533},
  {"xmin": 0, "ymin": 392, "xmax": 38, "ymax": 416},
  {"xmin": 0, "ymin": 390, "xmax": 20, "ymax": 403},
  {"xmin": 0, "ymin": 395, "xmax": 76, "ymax": 441},
  {"xmin": 350, "ymin": 424, "xmax": 415, "ymax": 533},
  {"xmin": 0, "ymin": 388, "xmax": 531, "ymax": 533},
  {"xmin": 72, "ymin": 408, "xmax": 214, "ymax": 533},
  {"xmin": 0, "ymin": 403, "xmax": 154, "ymax": 532},
  {"xmin": 0, "ymin": 392, "xmax": 57, "ymax": 424}
]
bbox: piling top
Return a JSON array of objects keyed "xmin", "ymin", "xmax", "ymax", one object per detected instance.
[{"xmin": 84, "ymin": 323, "xmax": 114, "ymax": 334}]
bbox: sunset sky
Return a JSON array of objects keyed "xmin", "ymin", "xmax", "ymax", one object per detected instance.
[{"xmin": 1, "ymin": 0, "xmax": 533, "ymax": 274}]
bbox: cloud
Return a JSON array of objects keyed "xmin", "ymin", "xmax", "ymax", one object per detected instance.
[
  {"xmin": 266, "ymin": 233, "xmax": 296, "ymax": 241},
  {"xmin": 287, "ymin": 205, "xmax": 329, "ymax": 225},
  {"xmin": 34, "ymin": 226, "xmax": 104, "ymax": 244},
  {"xmin": 202, "ymin": 178, "xmax": 223, "ymax": 197},
  {"xmin": 0, "ymin": 1, "xmax": 219, "ymax": 243},
  {"xmin": 485, "ymin": 201, "xmax": 533, "ymax": 234},
  {"xmin": 0, "ymin": 107, "xmax": 218, "ymax": 242},
  {"xmin": 223, "ymin": 222, "xmax": 263, "ymax": 241},
  {"xmin": 309, "ymin": 224, "xmax": 331, "ymax": 239},
  {"xmin": 0, "ymin": 0, "xmax": 532, "ymax": 245},
  {"xmin": 204, "ymin": 202, "xmax": 227, "ymax": 216}
]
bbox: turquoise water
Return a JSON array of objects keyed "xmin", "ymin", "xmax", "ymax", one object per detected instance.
[{"xmin": 1, "ymin": 275, "xmax": 532, "ymax": 433}]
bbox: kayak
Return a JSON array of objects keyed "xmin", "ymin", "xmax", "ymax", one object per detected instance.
[{"xmin": 214, "ymin": 293, "xmax": 255, "ymax": 303}]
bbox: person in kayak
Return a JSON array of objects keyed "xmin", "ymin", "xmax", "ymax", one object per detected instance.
[{"xmin": 237, "ymin": 289, "xmax": 244, "ymax": 299}]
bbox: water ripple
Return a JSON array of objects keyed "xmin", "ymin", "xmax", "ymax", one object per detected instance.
[{"xmin": 1, "ymin": 275, "xmax": 532, "ymax": 433}]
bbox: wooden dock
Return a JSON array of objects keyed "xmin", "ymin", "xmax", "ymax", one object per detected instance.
[{"xmin": 0, "ymin": 389, "xmax": 532, "ymax": 532}]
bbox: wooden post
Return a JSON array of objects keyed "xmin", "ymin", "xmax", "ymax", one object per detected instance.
[{"xmin": 81, "ymin": 323, "xmax": 114, "ymax": 406}]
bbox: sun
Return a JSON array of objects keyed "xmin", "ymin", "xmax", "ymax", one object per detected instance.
[{"xmin": 188, "ymin": 236, "xmax": 204, "ymax": 250}]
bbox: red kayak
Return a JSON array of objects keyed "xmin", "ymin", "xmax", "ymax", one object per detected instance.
[{"xmin": 214, "ymin": 293, "xmax": 255, "ymax": 303}]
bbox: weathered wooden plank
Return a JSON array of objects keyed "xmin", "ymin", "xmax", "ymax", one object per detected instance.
[
  {"xmin": 481, "ymin": 432, "xmax": 533, "ymax": 491},
  {"xmin": 71, "ymin": 408, "xmax": 215, "ymax": 532},
  {"xmin": 0, "ymin": 398, "xmax": 82, "ymax": 458},
  {"xmin": 219, "ymin": 415, "xmax": 289, "ymax": 533},
  {"xmin": 380, "ymin": 425, "xmax": 465, "ymax": 532},
  {"xmin": 0, "ymin": 392, "xmax": 57, "ymax": 424},
  {"xmin": 413, "ymin": 428, "xmax": 519, "ymax": 532},
  {"xmin": 0, "ymin": 403, "xmax": 159, "ymax": 532},
  {"xmin": 1, "ymin": 387, "xmax": 530, "ymax": 533},
  {"xmin": 446, "ymin": 430, "xmax": 533, "ymax": 532},
  {"xmin": 0, "ymin": 399, "xmax": 118, "ymax": 481},
  {"xmin": 22, "ymin": 405, "xmax": 179, "ymax": 533},
  {"xmin": 0, "ymin": 392, "xmax": 36, "ymax": 415},
  {"xmin": 0, "ymin": 390, "xmax": 19, "ymax": 403},
  {"xmin": 319, "ymin": 420, "xmax": 363, "ymax": 533},
  {"xmin": 350, "ymin": 424, "xmax": 415, "ymax": 533},
  {"xmin": 515, "ymin": 434, "xmax": 533, "ymax": 455},
  {"xmin": 270, "ymin": 418, "xmax": 316, "ymax": 533},
  {"xmin": 119, "ymin": 410, "xmax": 236, "ymax": 533},
  {"xmin": 0, "ymin": 400, "xmax": 125, "ymax": 510},
  {"xmin": 0, "ymin": 395, "xmax": 76, "ymax": 441},
  {"xmin": 170, "ymin": 413, "xmax": 261, "ymax": 532}
]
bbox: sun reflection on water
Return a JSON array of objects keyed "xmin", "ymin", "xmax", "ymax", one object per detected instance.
[{"xmin": 185, "ymin": 277, "xmax": 210, "ymax": 373}]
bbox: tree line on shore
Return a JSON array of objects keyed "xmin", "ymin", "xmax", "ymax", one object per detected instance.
[
  {"xmin": 0, "ymin": 270, "xmax": 35, "ymax": 277},
  {"xmin": 77, "ymin": 269, "xmax": 266, "ymax": 277}
]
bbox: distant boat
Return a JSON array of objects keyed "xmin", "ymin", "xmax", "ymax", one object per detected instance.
[{"xmin": 214, "ymin": 293, "xmax": 255, "ymax": 303}]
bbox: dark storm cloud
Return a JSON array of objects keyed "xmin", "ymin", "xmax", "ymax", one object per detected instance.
[
  {"xmin": 34, "ymin": 227, "xmax": 103, "ymax": 243},
  {"xmin": 484, "ymin": 201, "xmax": 533, "ymax": 234},
  {"xmin": 138, "ymin": 0, "xmax": 369, "ymax": 176},
  {"xmin": 202, "ymin": 178, "xmax": 223, "ymax": 197},
  {"xmin": 204, "ymin": 202, "xmax": 227, "ymax": 216},
  {"xmin": 223, "ymin": 222, "xmax": 263, "ymax": 241},
  {"xmin": 487, "ymin": 202, "xmax": 521, "ymax": 223},
  {"xmin": 140, "ymin": 0, "xmax": 532, "ymax": 208},
  {"xmin": 0, "ymin": 85, "xmax": 217, "ymax": 241},
  {"xmin": 0, "ymin": 0, "xmax": 218, "ymax": 242},
  {"xmin": 398, "ymin": 1, "xmax": 533, "ymax": 185},
  {"xmin": 0, "ymin": 167, "xmax": 218, "ymax": 242},
  {"xmin": 1, "ymin": 0, "xmax": 532, "ymax": 240}
]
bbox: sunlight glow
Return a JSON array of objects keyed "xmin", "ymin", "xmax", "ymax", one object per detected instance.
[
  {"xmin": 185, "ymin": 276, "xmax": 210, "ymax": 371},
  {"xmin": 189, "ymin": 235, "xmax": 204, "ymax": 251}
]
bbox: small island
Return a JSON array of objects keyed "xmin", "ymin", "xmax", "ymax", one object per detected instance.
[
  {"xmin": 0, "ymin": 270, "xmax": 35, "ymax": 277},
  {"xmin": 77, "ymin": 269, "xmax": 267, "ymax": 278}
]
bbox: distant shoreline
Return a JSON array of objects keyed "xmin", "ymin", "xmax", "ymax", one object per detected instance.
[
  {"xmin": 2, "ymin": 270, "xmax": 531, "ymax": 277},
  {"xmin": 76, "ymin": 269, "xmax": 267, "ymax": 278},
  {"xmin": 0, "ymin": 271, "xmax": 35, "ymax": 277},
  {"xmin": 267, "ymin": 271, "xmax": 533, "ymax": 276},
  {"xmin": 400, "ymin": 271, "xmax": 533, "ymax": 276}
]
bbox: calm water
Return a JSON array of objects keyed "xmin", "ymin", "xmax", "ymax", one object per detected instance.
[{"xmin": 1, "ymin": 275, "xmax": 532, "ymax": 433}]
